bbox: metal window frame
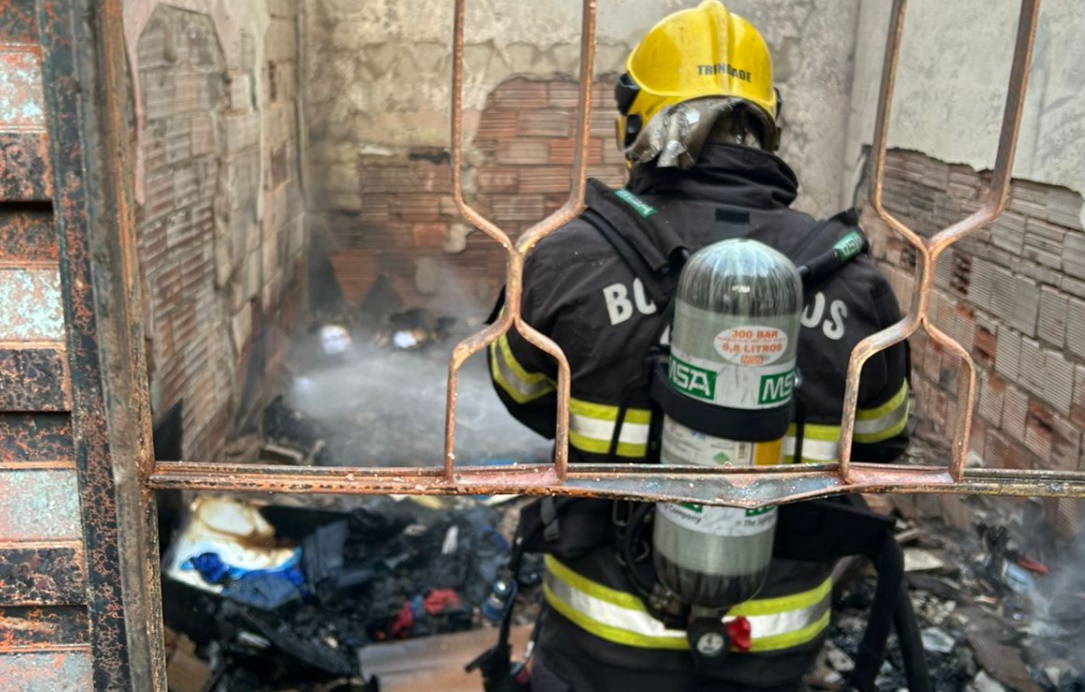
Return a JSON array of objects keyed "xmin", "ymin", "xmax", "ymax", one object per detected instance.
[
  {"xmin": 148, "ymin": 0, "xmax": 1085, "ymax": 507},
  {"xmin": 15, "ymin": 1, "xmax": 1074, "ymax": 689}
]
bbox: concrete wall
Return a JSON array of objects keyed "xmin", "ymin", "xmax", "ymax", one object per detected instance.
[
  {"xmin": 303, "ymin": 0, "xmax": 864, "ymax": 311},
  {"xmin": 843, "ymin": 2, "xmax": 1085, "ymax": 534},
  {"xmin": 125, "ymin": 0, "xmax": 307, "ymax": 461},
  {"xmin": 843, "ymin": 0, "xmax": 1085, "ymax": 216}
]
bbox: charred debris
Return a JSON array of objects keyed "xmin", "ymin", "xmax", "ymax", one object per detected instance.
[
  {"xmin": 158, "ymin": 281, "xmax": 1085, "ymax": 691},
  {"xmin": 160, "ymin": 487, "xmax": 1085, "ymax": 691}
]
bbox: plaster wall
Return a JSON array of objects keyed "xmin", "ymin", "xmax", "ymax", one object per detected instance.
[
  {"xmin": 844, "ymin": 0, "xmax": 1085, "ymax": 225},
  {"xmin": 304, "ymin": 0, "xmax": 862, "ymax": 218}
]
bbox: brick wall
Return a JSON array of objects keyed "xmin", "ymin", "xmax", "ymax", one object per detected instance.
[
  {"xmin": 134, "ymin": 3, "xmax": 306, "ymax": 462},
  {"xmin": 864, "ymin": 150, "xmax": 1085, "ymax": 534},
  {"xmin": 318, "ymin": 76, "xmax": 627, "ymax": 315}
]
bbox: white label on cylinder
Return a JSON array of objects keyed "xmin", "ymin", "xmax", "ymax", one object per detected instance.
[
  {"xmin": 661, "ymin": 420, "xmax": 756, "ymax": 466},
  {"xmin": 713, "ymin": 325, "xmax": 788, "ymax": 366},
  {"xmin": 657, "ymin": 503, "xmax": 777, "ymax": 537}
]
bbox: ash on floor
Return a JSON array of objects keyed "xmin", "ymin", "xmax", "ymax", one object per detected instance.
[
  {"xmin": 809, "ymin": 501, "xmax": 1085, "ymax": 692},
  {"xmin": 270, "ymin": 318, "xmax": 552, "ymax": 468}
]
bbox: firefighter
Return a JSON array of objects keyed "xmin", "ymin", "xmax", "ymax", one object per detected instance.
[{"xmin": 486, "ymin": 2, "xmax": 910, "ymax": 690}]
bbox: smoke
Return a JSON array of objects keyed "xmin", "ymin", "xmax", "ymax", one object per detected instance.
[
  {"xmin": 285, "ymin": 261, "xmax": 552, "ymax": 468},
  {"xmin": 1027, "ymin": 517, "xmax": 1085, "ymax": 642}
]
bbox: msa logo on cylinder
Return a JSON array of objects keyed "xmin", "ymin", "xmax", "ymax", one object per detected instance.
[
  {"xmin": 669, "ymin": 357, "xmax": 716, "ymax": 401},
  {"xmin": 758, "ymin": 371, "xmax": 794, "ymax": 405}
]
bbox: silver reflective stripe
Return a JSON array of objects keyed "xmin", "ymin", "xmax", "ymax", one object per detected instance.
[
  {"xmin": 855, "ymin": 398, "xmax": 909, "ymax": 437},
  {"xmin": 546, "ymin": 567, "xmax": 831, "ymax": 647},
  {"xmin": 544, "ymin": 570, "xmax": 686, "ymax": 642},
  {"xmin": 569, "ymin": 414, "xmax": 651, "ymax": 446},
  {"xmin": 725, "ymin": 599, "xmax": 831, "ymax": 639},
  {"xmin": 491, "ymin": 341, "xmax": 553, "ymax": 403},
  {"xmin": 782, "ymin": 436, "xmax": 839, "ymax": 463}
]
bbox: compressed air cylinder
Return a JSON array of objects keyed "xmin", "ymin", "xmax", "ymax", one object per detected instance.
[{"xmin": 653, "ymin": 239, "xmax": 802, "ymax": 608}]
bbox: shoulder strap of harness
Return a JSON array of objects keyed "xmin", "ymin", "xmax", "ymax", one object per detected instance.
[
  {"xmin": 580, "ymin": 179, "xmax": 686, "ymax": 461},
  {"xmin": 581, "ymin": 179, "xmax": 674, "ymax": 306}
]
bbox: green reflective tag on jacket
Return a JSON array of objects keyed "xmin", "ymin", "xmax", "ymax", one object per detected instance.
[{"xmin": 615, "ymin": 189, "xmax": 657, "ymax": 218}]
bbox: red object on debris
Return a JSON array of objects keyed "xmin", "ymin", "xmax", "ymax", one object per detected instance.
[
  {"xmin": 389, "ymin": 601, "xmax": 415, "ymax": 638},
  {"xmin": 727, "ymin": 617, "xmax": 752, "ymax": 652},
  {"xmin": 1016, "ymin": 557, "xmax": 1049, "ymax": 574},
  {"xmin": 424, "ymin": 589, "xmax": 462, "ymax": 615}
]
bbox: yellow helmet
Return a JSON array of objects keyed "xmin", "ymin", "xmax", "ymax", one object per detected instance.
[{"xmin": 616, "ymin": 1, "xmax": 779, "ymax": 153}]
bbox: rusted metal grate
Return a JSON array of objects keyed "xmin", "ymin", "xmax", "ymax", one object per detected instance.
[{"xmin": 148, "ymin": 0, "xmax": 1085, "ymax": 507}]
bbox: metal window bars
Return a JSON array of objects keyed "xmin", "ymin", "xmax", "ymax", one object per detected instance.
[{"xmin": 149, "ymin": 0, "xmax": 1085, "ymax": 507}]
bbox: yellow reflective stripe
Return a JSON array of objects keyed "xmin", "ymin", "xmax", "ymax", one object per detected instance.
[
  {"xmin": 543, "ymin": 582, "xmax": 688, "ymax": 650},
  {"xmin": 570, "ymin": 398, "xmax": 652, "ymax": 425},
  {"xmin": 781, "ymin": 383, "xmax": 909, "ymax": 459},
  {"xmin": 489, "ymin": 334, "xmax": 554, "ymax": 404},
  {"xmin": 857, "ymin": 381, "xmax": 908, "ymax": 421},
  {"xmin": 855, "ymin": 384, "xmax": 910, "ymax": 444},
  {"xmin": 746, "ymin": 609, "xmax": 830, "ymax": 652},
  {"xmin": 854, "ymin": 409, "xmax": 908, "ymax": 444},
  {"xmin": 569, "ymin": 432, "xmax": 648, "ymax": 458},
  {"xmin": 730, "ymin": 578, "xmax": 831, "ymax": 617},
  {"xmin": 566, "ymin": 399, "xmax": 652, "ymax": 458},
  {"xmin": 545, "ymin": 556, "xmax": 648, "ymax": 611},
  {"xmin": 786, "ymin": 422, "xmax": 840, "ymax": 442},
  {"xmin": 545, "ymin": 557, "xmax": 832, "ymax": 652}
]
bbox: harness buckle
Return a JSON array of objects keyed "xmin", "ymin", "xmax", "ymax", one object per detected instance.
[{"xmin": 611, "ymin": 500, "xmax": 633, "ymax": 528}]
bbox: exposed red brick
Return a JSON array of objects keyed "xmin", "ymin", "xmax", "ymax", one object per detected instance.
[
  {"xmin": 517, "ymin": 110, "xmax": 573, "ymax": 138},
  {"xmin": 1051, "ymin": 414, "xmax": 1082, "ymax": 472},
  {"xmin": 389, "ymin": 194, "xmax": 443, "ymax": 223},
  {"xmin": 548, "ymin": 138, "xmax": 604, "ymax": 166},
  {"xmin": 330, "ymin": 250, "xmax": 381, "ymax": 302},
  {"xmin": 1024, "ymin": 399, "xmax": 1054, "ymax": 463},
  {"xmin": 475, "ymin": 110, "xmax": 518, "ymax": 144},
  {"xmin": 475, "ymin": 168, "xmax": 520, "ymax": 194},
  {"xmin": 921, "ymin": 338, "xmax": 943, "ymax": 380},
  {"xmin": 602, "ymin": 139, "xmax": 628, "ymax": 166},
  {"xmin": 590, "ymin": 78, "xmax": 616, "ymax": 109},
  {"xmin": 986, "ymin": 430, "xmax": 1029, "ymax": 470},
  {"xmin": 495, "ymin": 139, "xmax": 551, "ymax": 166},
  {"xmin": 358, "ymin": 198, "xmax": 390, "ymax": 224},
  {"xmin": 869, "ymin": 149, "xmax": 1085, "ymax": 534},
  {"xmin": 543, "ymin": 195, "xmax": 568, "ymax": 217},
  {"xmin": 490, "ymin": 194, "xmax": 545, "ymax": 222},
  {"xmin": 518, "ymin": 167, "xmax": 573, "ymax": 194},
  {"xmin": 973, "ymin": 324, "xmax": 996, "ymax": 366},
  {"xmin": 548, "ymin": 80, "xmax": 580, "ymax": 108},
  {"xmin": 412, "ymin": 223, "xmax": 448, "ymax": 248},
  {"xmin": 492, "ymin": 79, "xmax": 549, "ymax": 111},
  {"xmin": 590, "ymin": 110, "xmax": 616, "ymax": 138}
]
